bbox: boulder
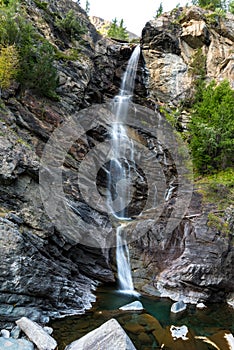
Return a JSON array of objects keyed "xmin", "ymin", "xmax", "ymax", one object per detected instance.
[
  {"xmin": 170, "ymin": 300, "xmax": 187, "ymax": 313},
  {"xmin": 119, "ymin": 301, "xmax": 144, "ymax": 311},
  {"xmin": 16, "ymin": 317, "xmax": 57, "ymax": 350},
  {"xmin": 65, "ymin": 318, "xmax": 137, "ymax": 350}
]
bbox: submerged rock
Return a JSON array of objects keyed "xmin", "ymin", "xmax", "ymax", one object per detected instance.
[
  {"xmin": 170, "ymin": 325, "xmax": 188, "ymax": 340},
  {"xmin": 65, "ymin": 318, "xmax": 137, "ymax": 350},
  {"xmin": 119, "ymin": 301, "xmax": 144, "ymax": 311},
  {"xmin": 16, "ymin": 317, "xmax": 57, "ymax": 350}
]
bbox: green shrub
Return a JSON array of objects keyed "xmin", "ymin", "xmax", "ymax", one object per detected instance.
[
  {"xmin": 55, "ymin": 10, "xmax": 86, "ymax": 40},
  {"xmin": 0, "ymin": 44, "xmax": 19, "ymax": 90}
]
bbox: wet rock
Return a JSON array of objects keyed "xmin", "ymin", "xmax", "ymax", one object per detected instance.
[
  {"xmin": 65, "ymin": 318, "xmax": 137, "ymax": 350},
  {"xmin": 16, "ymin": 317, "xmax": 57, "ymax": 350},
  {"xmin": 119, "ymin": 301, "xmax": 144, "ymax": 311}
]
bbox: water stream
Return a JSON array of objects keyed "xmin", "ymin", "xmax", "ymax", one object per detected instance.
[{"xmin": 107, "ymin": 45, "xmax": 141, "ymax": 294}]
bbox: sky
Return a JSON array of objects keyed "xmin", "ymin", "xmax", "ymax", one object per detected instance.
[{"xmin": 79, "ymin": 0, "xmax": 191, "ymax": 36}]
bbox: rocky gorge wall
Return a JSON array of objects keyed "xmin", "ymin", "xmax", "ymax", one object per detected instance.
[{"xmin": 0, "ymin": 0, "xmax": 233, "ymax": 327}]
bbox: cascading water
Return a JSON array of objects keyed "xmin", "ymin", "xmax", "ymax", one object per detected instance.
[{"xmin": 107, "ymin": 45, "xmax": 141, "ymax": 295}]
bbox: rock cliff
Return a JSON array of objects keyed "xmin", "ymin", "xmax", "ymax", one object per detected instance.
[
  {"xmin": 0, "ymin": 0, "xmax": 233, "ymax": 326},
  {"xmin": 141, "ymin": 6, "xmax": 234, "ymax": 105}
]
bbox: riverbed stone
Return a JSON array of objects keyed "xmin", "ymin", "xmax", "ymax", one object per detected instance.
[
  {"xmin": 0, "ymin": 329, "xmax": 10, "ymax": 338},
  {"xmin": 16, "ymin": 317, "xmax": 57, "ymax": 350},
  {"xmin": 65, "ymin": 318, "xmax": 137, "ymax": 350}
]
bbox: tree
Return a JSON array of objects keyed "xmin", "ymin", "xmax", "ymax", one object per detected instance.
[
  {"xmin": 155, "ymin": 2, "xmax": 163, "ymax": 18},
  {"xmin": 107, "ymin": 18, "xmax": 129, "ymax": 41},
  {"xmin": 0, "ymin": 44, "xmax": 18, "ymax": 94},
  {"xmin": 85, "ymin": 0, "xmax": 90, "ymax": 14},
  {"xmin": 189, "ymin": 80, "xmax": 234, "ymax": 174}
]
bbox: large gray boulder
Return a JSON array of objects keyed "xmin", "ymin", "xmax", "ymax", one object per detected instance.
[
  {"xmin": 65, "ymin": 318, "xmax": 137, "ymax": 350},
  {"xmin": 16, "ymin": 317, "xmax": 57, "ymax": 350}
]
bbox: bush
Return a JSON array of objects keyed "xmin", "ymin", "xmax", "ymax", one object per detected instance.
[
  {"xmin": 55, "ymin": 10, "xmax": 86, "ymax": 40},
  {"xmin": 189, "ymin": 80, "xmax": 234, "ymax": 173},
  {"xmin": 0, "ymin": 44, "xmax": 19, "ymax": 91}
]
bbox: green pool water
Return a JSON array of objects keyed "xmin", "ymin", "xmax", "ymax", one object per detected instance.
[{"xmin": 51, "ymin": 286, "xmax": 234, "ymax": 349}]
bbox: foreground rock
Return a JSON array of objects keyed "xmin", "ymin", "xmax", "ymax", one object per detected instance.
[
  {"xmin": 16, "ymin": 317, "xmax": 57, "ymax": 350},
  {"xmin": 65, "ymin": 318, "xmax": 137, "ymax": 350}
]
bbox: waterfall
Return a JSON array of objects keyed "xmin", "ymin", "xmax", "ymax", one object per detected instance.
[{"xmin": 108, "ymin": 45, "xmax": 141, "ymax": 295}]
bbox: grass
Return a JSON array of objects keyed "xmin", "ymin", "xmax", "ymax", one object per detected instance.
[{"xmin": 194, "ymin": 168, "xmax": 234, "ymax": 209}]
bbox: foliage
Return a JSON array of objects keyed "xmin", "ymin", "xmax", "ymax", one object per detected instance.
[
  {"xmin": 107, "ymin": 18, "xmax": 129, "ymax": 41},
  {"xmin": 55, "ymin": 10, "xmax": 86, "ymax": 40},
  {"xmin": 229, "ymin": 0, "xmax": 234, "ymax": 13},
  {"xmin": 0, "ymin": 44, "xmax": 19, "ymax": 90},
  {"xmin": 191, "ymin": 0, "xmax": 228, "ymax": 11},
  {"xmin": 189, "ymin": 80, "xmax": 234, "ymax": 174},
  {"xmin": 155, "ymin": 2, "xmax": 163, "ymax": 18},
  {"xmin": 207, "ymin": 212, "xmax": 230, "ymax": 235},
  {"xmin": 18, "ymin": 40, "xmax": 59, "ymax": 99},
  {"xmin": 34, "ymin": 0, "xmax": 48, "ymax": 11},
  {"xmin": 0, "ymin": 0, "xmax": 59, "ymax": 98}
]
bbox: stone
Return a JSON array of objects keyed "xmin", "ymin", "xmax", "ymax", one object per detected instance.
[
  {"xmin": 196, "ymin": 302, "xmax": 207, "ymax": 309},
  {"xmin": 43, "ymin": 326, "xmax": 53, "ymax": 335},
  {"xmin": 170, "ymin": 300, "xmax": 187, "ymax": 313},
  {"xmin": 65, "ymin": 318, "xmax": 137, "ymax": 350},
  {"xmin": 10, "ymin": 326, "xmax": 21, "ymax": 339},
  {"xmin": 0, "ymin": 337, "xmax": 34, "ymax": 350},
  {"xmin": 119, "ymin": 301, "xmax": 144, "ymax": 311},
  {"xmin": 16, "ymin": 317, "xmax": 57, "ymax": 350},
  {"xmin": 0, "ymin": 329, "xmax": 10, "ymax": 338}
]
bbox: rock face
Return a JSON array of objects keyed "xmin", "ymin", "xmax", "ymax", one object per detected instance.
[
  {"xmin": 130, "ymin": 191, "xmax": 233, "ymax": 303},
  {"xmin": 65, "ymin": 318, "xmax": 137, "ymax": 350},
  {"xmin": 142, "ymin": 6, "xmax": 234, "ymax": 105}
]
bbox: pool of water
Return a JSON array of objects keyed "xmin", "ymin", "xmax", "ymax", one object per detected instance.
[{"xmin": 51, "ymin": 286, "xmax": 234, "ymax": 349}]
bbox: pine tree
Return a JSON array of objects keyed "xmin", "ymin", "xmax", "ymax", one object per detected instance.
[
  {"xmin": 107, "ymin": 18, "xmax": 129, "ymax": 41},
  {"xmin": 155, "ymin": 2, "xmax": 163, "ymax": 18}
]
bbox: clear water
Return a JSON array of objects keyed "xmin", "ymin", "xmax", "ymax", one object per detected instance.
[{"xmin": 51, "ymin": 286, "xmax": 234, "ymax": 350}]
